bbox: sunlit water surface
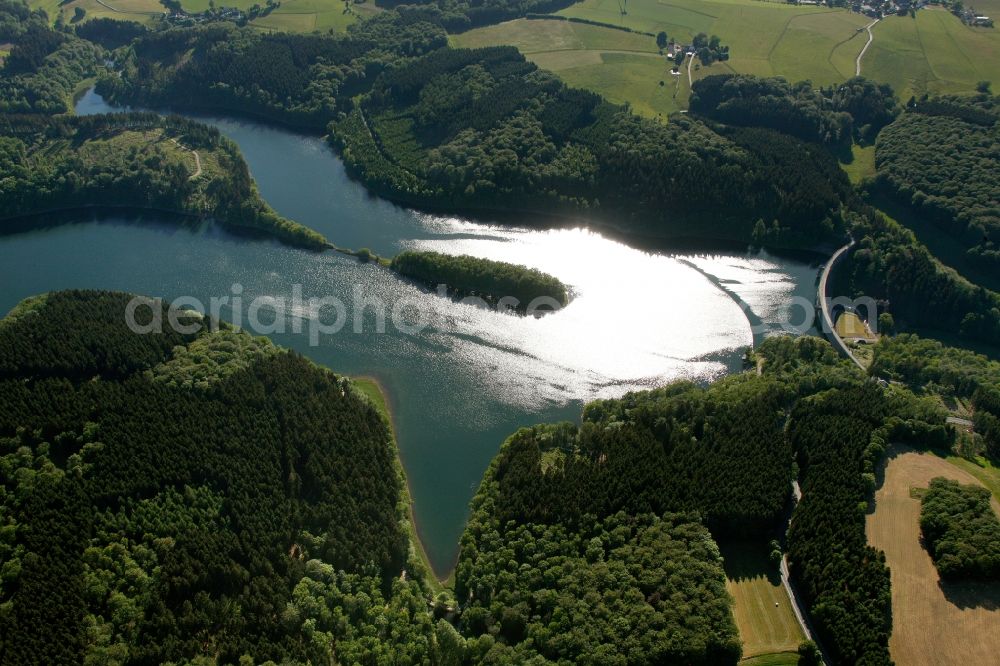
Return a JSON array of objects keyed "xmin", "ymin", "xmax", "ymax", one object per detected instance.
[{"xmin": 0, "ymin": 91, "xmax": 823, "ymax": 573}]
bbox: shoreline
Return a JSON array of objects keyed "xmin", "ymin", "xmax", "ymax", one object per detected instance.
[
  {"xmin": 0, "ymin": 204, "xmax": 326, "ymax": 251},
  {"xmin": 350, "ymin": 374, "xmax": 450, "ymax": 591}
]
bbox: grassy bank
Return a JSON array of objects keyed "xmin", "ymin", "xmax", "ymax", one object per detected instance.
[{"xmin": 351, "ymin": 376, "xmax": 448, "ymax": 595}]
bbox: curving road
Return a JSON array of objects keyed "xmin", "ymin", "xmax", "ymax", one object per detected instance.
[
  {"xmin": 817, "ymin": 240, "xmax": 864, "ymax": 370},
  {"xmin": 856, "ymin": 19, "xmax": 880, "ymax": 76}
]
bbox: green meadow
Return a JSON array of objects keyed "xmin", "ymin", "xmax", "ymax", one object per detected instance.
[
  {"xmin": 30, "ymin": 0, "xmax": 163, "ymax": 25},
  {"xmin": 457, "ymin": 0, "xmax": 999, "ymax": 118},
  {"xmin": 451, "ymin": 18, "xmax": 683, "ymax": 117},
  {"xmin": 863, "ymin": 9, "xmax": 1000, "ymax": 100},
  {"xmin": 557, "ymin": 0, "xmax": 871, "ymax": 84},
  {"xmin": 455, "ymin": 0, "xmax": 877, "ymax": 117}
]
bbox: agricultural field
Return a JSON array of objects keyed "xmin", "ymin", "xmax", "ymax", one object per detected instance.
[
  {"xmin": 458, "ymin": 0, "xmax": 998, "ymax": 118},
  {"xmin": 29, "ymin": 0, "xmax": 163, "ymax": 25},
  {"xmin": 451, "ymin": 18, "xmax": 684, "ymax": 117},
  {"xmin": 863, "ymin": 8, "xmax": 1000, "ymax": 101},
  {"xmin": 557, "ymin": 0, "xmax": 871, "ymax": 84},
  {"xmin": 720, "ymin": 541, "xmax": 805, "ymax": 662},
  {"xmin": 30, "ymin": 0, "xmax": 380, "ymax": 33},
  {"xmin": 867, "ymin": 445, "xmax": 1000, "ymax": 666},
  {"xmin": 455, "ymin": 0, "xmax": 874, "ymax": 117},
  {"xmin": 174, "ymin": 0, "xmax": 380, "ymax": 31}
]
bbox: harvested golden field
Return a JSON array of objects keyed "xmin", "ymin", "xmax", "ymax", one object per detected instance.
[{"xmin": 867, "ymin": 445, "xmax": 1000, "ymax": 666}]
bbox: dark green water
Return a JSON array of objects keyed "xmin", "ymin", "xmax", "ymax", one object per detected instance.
[{"xmin": 0, "ymin": 90, "xmax": 823, "ymax": 575}]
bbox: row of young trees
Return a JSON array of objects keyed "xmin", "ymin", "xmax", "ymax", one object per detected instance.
[{"xmin": 920, "ymin": 478, "xmax": 1000, "ymax": 581}]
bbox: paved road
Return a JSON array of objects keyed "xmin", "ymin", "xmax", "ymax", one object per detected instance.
[
  {"xmin": 817, "ymin": 240, "xmax": 864, "ymax": 370},
  {"xmin": 856, "ymin": 19, "xmax": 880, "ymax": 76},
  {"xmin": 946, "ymin": 416, "xmax": 974, "ymax": 428}
]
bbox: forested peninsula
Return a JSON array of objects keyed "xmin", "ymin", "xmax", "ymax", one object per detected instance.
[
  {"xmin": 0, "ymin": 112, "xmax": 327, "ymax": 249},
  {"xmin": 0, "ymin": 290, "xmax": 430, "ymax": 663}
]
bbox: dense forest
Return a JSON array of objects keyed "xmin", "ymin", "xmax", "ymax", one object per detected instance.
[
  {"xmin": 0, "ymin": 2, "xmax": 103, "ymax": 115},
  {"xmin": 783, "ymin": 381, "xmax": 949, "ymax": 666},
  {"xmin": 456, "ymin": 507, "xmax": 742, "ymax": 664},
  {"xmin": 832, "ymin": 207, "xmax": 1000, "ymax": 347},
  {"xmin": 447, "ymin": 347, "xmax": 813, "ymax": 663},
  {"xmin": 0, "ymin": 293, "xmax": 969, "ymax": 664},
  {"xmin": 74, "ymin": 17, "xmax": 149, "ymax": 50},
  {"xmin": 753, "ymin": 336, "xmax": 952, "ymax": 666},
  {"xmin": 97, "ymin": 15, "xmax": 448, "ymax": 131},
  {"xmin": 920, "ymin": 478, "xmax": 1000, "ymax": 581},
  {"xmin": 784, "ymin": 385, "xmax": 893, "ymax": 665},
  {"xmin": 457, "ymin": 375, "xmax": 796, "ymax": 537},
  {"xmin": 390, "ymin": 250, "xmax": 569, "ymax": 310},
  {"xmin": 0, "ymin": 112, "xmax": 327, "ymax": 249},
  {"xmin": 871, "ymin": 333, "xmax": 1000, "ymax": 399},
  {"xmin": 0, "ymin": 290, "xmax": 441, "ymax": 663},
  {"xmin": 874, "ymin": 94, "xmax": 1000, "ymax": 279},
  {"xmin": 446, "ymin": 335, "xmax": 951, "ymax": 666},
  {"xmin": 690, "ymin": 74, "xmax": 899, "ymax": 144},
  {"xmin": 101, "ymin": 23, "xmax": 851, "ymax": 250}
]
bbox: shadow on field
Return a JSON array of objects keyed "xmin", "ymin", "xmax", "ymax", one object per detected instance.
[
  {"xmin": 719, "ymin": 539, "xmax": 781, "ymax": 586},
  {"xmin": 939, "ymin": 580, "xmax": 1000, "ymax": 611}
]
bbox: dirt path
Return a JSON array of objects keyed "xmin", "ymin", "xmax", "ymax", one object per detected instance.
[
  {"xmin": 866, "ymin": 445, "xmax": 1000, "ymax": 666},
  {"xmin": 170, "ymin": 138, "xmax": 202, "ymax": 179},
  {"xmin": 856, "ymin": 19, "xmax": 879, "ymax": 76},
  {"xmin": 189, "ymin": 149, "xmax": 202, "ymax": 179}
]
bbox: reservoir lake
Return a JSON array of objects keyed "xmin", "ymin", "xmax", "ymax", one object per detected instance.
[{"xmin": 0, "ymin": 89, "xmax": 823, "ymax": 575}]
